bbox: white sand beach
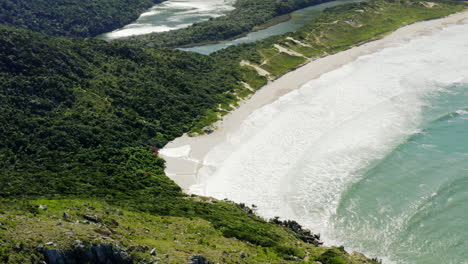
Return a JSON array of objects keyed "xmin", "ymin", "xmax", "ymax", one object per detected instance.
[{"xmin": 160, "ymin": 10, "xmax": 468, "ymax": 191}]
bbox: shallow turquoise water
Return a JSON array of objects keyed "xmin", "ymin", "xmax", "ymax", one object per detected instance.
[
  {"xmin": 331, "ymin": 85, "xmax": 468, "ymax": 263},
  {"xmin": 182, "ymin": 0, "xmax": 365, "ymax": 54}
]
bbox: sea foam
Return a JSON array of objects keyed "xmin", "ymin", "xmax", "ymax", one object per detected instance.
[
  {"xmin": 101, "ymin": 0, "xmax": 235, "ymax": 39},
  {"xmin": 190, "ymin": 20, "xmax": 468, "ymax": 262}
]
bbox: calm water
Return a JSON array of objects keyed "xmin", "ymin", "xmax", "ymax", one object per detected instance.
[
  {"xmin": 99, "ymin": 0, "xmax": 236, "ymax": 40},
  {"xmin": 191, "ymin": 21, "xmax": 468, "ymax": 264},
  {"xmin": 99, "ymin": 0, "xmax": 364, "ymax": 51},
  {"xmin": 182, "ymin": 0, "xmax": 365, "ymax": 54}
]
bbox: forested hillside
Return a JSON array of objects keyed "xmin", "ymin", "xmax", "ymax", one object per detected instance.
[
  {"xmin": 0, "ymin": 25, "xmax": 245, "ymax": 198},
  {"xmin": 0, "ymin": 0, "xmax": 465, "ymax": 262},
  {"xmin": 126, "ymin": 0, "xmax": 334, "ymax": 47},
  {"xmin": 0, "ymin": 0, "xmax": 164, "ymax": 37},
  {"xmin": 0, "ymin": 25, "xmax": 382, "ymax": 264}
]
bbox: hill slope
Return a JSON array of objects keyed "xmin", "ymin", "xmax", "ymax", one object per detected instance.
[
  {"xmin": 1, "ymin": 0, "xmax": 465, "ymax": 262},
  {"xmin": 0, "ymin": 25, "xmax": 246, "ymax": 198},
  {"xmin": 0, "ymin": 0, "xmax": 163, "ymax": 37},
  {"xmin": 0, "ymin": 26, "xmax": 382, "ymax": 263}
]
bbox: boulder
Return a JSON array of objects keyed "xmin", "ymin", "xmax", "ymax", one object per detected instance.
[{"xmin": 189, "ymin": 255, "xmax": 210, "ymax": 264}]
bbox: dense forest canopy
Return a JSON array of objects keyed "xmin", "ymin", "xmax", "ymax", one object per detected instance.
[
  {"xmin": 0, "ymin": 0, "xmax": 163, "ymax": 37},
  {"xmin": 0, "ymin": 25, "xmax": 243, "ymax": 199}
]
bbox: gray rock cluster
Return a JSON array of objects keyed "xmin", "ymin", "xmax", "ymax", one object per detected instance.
[{"xmin": 43, "ymin": 244, "xmax": 132, "ymax": 264}]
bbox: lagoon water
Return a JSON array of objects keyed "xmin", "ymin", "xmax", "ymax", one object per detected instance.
[
  {"xmin": 191, "ymin": 22, "xmax": 468, "ymax": 263},
  {"xmin": 99, "ymin": 0, "xmax": 236, "ymax": 40},
  {"xmin": 182, "ymin": 0, "xmax": 365, "ymax": 54},
  {"xmin": 100, "ymin": 0, "xmax": 364, "ymax": 52}
]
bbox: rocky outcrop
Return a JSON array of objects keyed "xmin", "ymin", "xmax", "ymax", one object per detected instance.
[
  {"xmin": 189, "ymin": 255, "xmax": 210, "ymax": 264},
  {"xmin": 43, "ymin": 244, "xmax": 132, "ymax": 264}
]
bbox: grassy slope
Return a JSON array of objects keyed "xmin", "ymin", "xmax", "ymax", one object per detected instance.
[{"xmin": 0, "ymin": 199, "xmax": 377, "ymax": 263}]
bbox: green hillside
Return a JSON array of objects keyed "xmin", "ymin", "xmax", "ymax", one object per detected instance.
[
  {"xmin": 0, "ymin": 25, "xmax": 380, "ymax": 263},
  {"xmin": 0, "ymin": 0, "xmax": 465, "ymax": 263},
  {"xmin": 0, "ymin": 0, "xmax": 163, "ymax": 37}
]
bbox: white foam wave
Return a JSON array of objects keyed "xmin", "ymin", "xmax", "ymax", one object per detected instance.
[
  {"xmin": 159, "ymin": 145, "xmax": 191, "ymax": 158},
  {"xmin": 103, "ymin": 23, "xmax": 192, "ymax": 38},
  {"xmin": 139, "ymin": 10, "xmax": 161, "ymax": 18},
  {"xmin": 190, "ymin": 20, "xmax": 468, "ymax": 261},
  {"xmin": 101, "ymin": 0, "xmax": 235, "ymax": 39}
]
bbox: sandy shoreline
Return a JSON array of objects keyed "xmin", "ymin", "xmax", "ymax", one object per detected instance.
[{"xmin": 160, "ymin": 10, "xmax": 468, "ymax": 191}]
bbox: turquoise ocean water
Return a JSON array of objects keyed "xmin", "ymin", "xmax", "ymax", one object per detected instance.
[
  {"xmin": 191, "ymin": 21, "xmax": 468, "ymax": 264},
  {"xmin": 330, "ymin": 84, "xmax": 468, "ymax": 263}
]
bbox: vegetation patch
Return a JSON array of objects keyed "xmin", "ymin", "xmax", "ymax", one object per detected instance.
[{"xmin": 0, "ymin": 199, "xmax": 381, "ymax": 263}]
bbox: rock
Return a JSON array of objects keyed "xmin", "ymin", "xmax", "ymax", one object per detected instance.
[
  {"xmin": 94, "ymin": 229, "xmax": 112, "ymax": 236},
  {"xmin": 73, "ymin": 240, "xmax": 84, "ymax": 249},
  {"xmin": 108, "ymin": 218, "xmax": 119, "ymax": 228},
  {"xmin": 202, "ymin": 126, "xmax": 215, "ymax": 134},
  {"xmin": 38, "ymin": 205, "xmax": 48, "ymax": 210},
  {"xmin": 83, "ymin": 214, "xmax": 100, "ymax": 223},
  {"xmin": 62, "ymin": 213, "xmax": 70, "ymax": 220},
  {"xmin": 44, "ymin": 249, "xmax": 65, "ymax": 264},
  {"xmin": 127, "ymin": 245, "xmax": 148, "ymax": 253},
  {"xmin": 189, "ymin": 255, "xmax": 210, "ymax": 264},
  {"xmin": 14, "ymin": 243, "xmax": 23, "ymax": 252},
  {"xmin": 150, "ymin": 248, "xmax": 157, "ymax": 256},
  {"xmin": 45, "ymin": 242, "xmax": 54, "ymax": 246},
  {"xmin": 43, "ymin": 244, "xmax": 133, "ymax": 264},
  {"xmin": 240, "ymin": 251, "xmax": 247, "ymax": 258}
]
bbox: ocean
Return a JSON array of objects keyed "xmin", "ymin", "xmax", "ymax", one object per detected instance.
[{"xmin": 191, "ymin": 20, "xmax": 468, "ymax": 263}]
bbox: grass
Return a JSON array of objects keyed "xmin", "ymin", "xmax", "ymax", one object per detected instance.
[
  {"xmin": 242, "ymin": 67, "xmax": 269, "ymax": 90},
  {"xmin": 252, "ymin": 14, "xmax": 292, "ymax": 31},
  {"xmin": 260, "ymin": 52, "xmax": 307, "ymax": 77}
]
